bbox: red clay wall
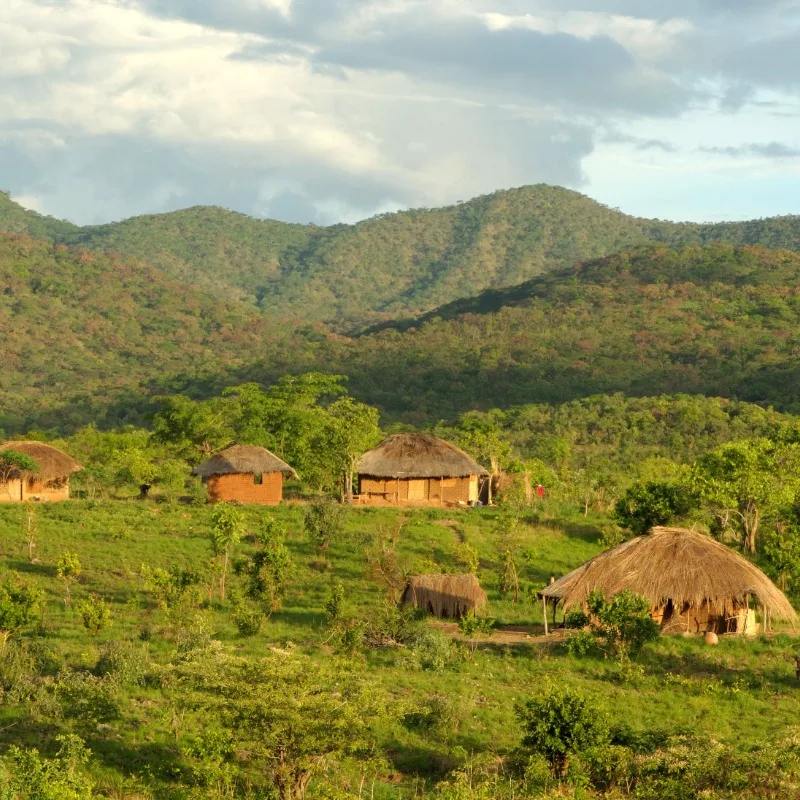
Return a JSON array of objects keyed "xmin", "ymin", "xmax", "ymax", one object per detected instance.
[
  {"xmin": 205, "ymin": 472, "xmax": 283, "ymax": 505},
  {"xmin": 0, "ymin": 478, "xmax": 71, "ymax": 503},
  {"xmin": 357, "ymin": 476, "xmax": 477, "ymax": 506}
]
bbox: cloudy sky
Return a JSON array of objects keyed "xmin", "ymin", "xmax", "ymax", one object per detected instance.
[{"xmin": 2, "ymin": 0, "xmax": 800, "ymax": 225}]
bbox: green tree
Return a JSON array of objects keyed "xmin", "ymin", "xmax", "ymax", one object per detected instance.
[
  {"xmin": 210, "ymin": 504, "xmax": 245, "ymax": 602},
  {"xmin": 56, "ymin": 552, "xmax": 82, "ymax": 608},
  {"xmin": 692, "ymin": 439, "xmax": 800, "ymax": 553},
  {"xmin": 0, "ymin": 580, "xmax": 43, "ymax": 650},
  {"xmin": 613, "ymin": 480, "xmax": 698, "ymax": 536},
  {"xmin": 152, "ymin": 395, "xmax": 232, "ymax": 460},
  {"xmin": 453, "ymin": 411, "xmax": 511, "ymax": 505},
  {"xmin": 327, "ymin": 396, "xmax": 381, "ymax": 501},
  {"xmin": 236, "ymin": 518, "xmax": 293, "ymax": 611},
  {"xmin": 517, "ymin": 686, "xmax": 608, "ymax": 778},
  {"xmin": 76, "ymin": 595, "xmax": 113, "ymax": 636},
  {"xmin": 304, "ymin": 500, "xmax": 346, "ymax": 553}
]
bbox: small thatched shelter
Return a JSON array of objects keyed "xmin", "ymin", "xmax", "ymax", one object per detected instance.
[
  {"xmin": 356, "ymin": 433, "xmax": 488, "ymax": 506},
  {"xmin": 402, "ymin": 574, "xmax": 488, "ymax": 619},
  {"xmin": 539, "ymin": 526, "xmax": 797, "ymax": 636},
  {"xmin": 0, "ymin": 441, "xmax": 83, "ymax": 503},
  {"xmin": 192, "ymin": 445, "xmax": 297, "ymax": 505}
]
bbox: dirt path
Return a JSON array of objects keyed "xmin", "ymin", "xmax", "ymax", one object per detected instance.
[{"xmin": 431, "ymin": 620, "xmax": 567, "ymax": 646}]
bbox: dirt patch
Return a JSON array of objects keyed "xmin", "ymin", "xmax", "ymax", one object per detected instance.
[{"xmin": 431, "ymin": 620, "xmax": 567, "ymax": 646}]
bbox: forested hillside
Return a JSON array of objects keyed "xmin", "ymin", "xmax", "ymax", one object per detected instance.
[
  {"xmin": 3, "ymin": 186, "xmax": 800, "ymax": 326},
  {"xmin": 0, "ymin": 235, "xmax": 292, "ymax": 434},
  {"xmin": 329, "ymin": 245, "xmax": 800, "ymax": 418}
]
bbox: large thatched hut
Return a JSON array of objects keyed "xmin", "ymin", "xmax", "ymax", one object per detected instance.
[
  {"xmin": 402, "ymin": 574, "xmax": 488, "ymax": 619},
  {"xmin": 539, "ymin": 527, "xmax": 797, "ymax": 636},
  {"xmin": 0, "ymin": 442, "xmax": 83, "ymax": 503},
  {"xmin": 356, "ymin": 433, "xmax": 488, "ymax": 506},
  {"xmin": 192, "ymin": 445, "xmax": 297, "ymax": 505}
]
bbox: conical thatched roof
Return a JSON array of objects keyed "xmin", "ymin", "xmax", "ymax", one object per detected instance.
[
  {"xmin": 357, "ymin": 434, "xmax": 488, "ymax": 479},
  {"xmin": 192, "ymin": 445, "xmax": 297, "ymax": 478},
  {"xmin": 540, "ymin": 527, "xmax": 797, "ymax": 621},
  {"xmin": 402, "ymin": 574, "xmax": 488, "ymax": 619},
  {"xmin": 0, "ymin": 441, "xmax": 83, "ymax": 481}
]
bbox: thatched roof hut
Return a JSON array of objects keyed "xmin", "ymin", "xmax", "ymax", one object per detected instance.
[
  {"xmin": 192, "ymin": 445, "xmax": 297, "ymax": 479},
  {"xmin": 192, "ymin": 445, "xmax": 297, "ymax": 505},
  {"xmin": 0, "ymin": 442, "xmax": 82, "ymax": 480},
  {"xmin": 0, "ymin": 441, "xmax": 83, "ymax": 503},
  {"xmin": 539, "ymin": 526, "xmax": 797, "ymax": 635},
  {"xmin": 401, "ymin": 574, "xmax": 487, "ymax": 619},
  {"xmin": 358, "ymin": 434, "xmax": 488, "ymax": 478},
  {"xmin": 356, "ymin": 434, "xmax": 488, "ymax": 507}
]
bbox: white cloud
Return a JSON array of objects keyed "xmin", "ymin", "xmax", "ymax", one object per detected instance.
[{"xmin": 0, "ymin": 0, "xmax": 798, "ymax": 224}]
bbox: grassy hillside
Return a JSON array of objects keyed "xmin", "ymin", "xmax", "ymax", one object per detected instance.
[
  {"xmin": 3, "ymin": 186, "xmax": 800, "ymax": 327},
  {"xmin": 0, "ymin": 501, "xmax": 797, "ymax": 798}
]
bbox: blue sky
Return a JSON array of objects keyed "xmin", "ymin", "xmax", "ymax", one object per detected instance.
[{"xmin": 1, "ymin": 0, "xmax": 799, "ymax": 225}]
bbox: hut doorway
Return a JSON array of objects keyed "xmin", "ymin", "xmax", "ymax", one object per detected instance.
[{"xmin": 407, "ymin": 480, "xmax": 426, "ymax": 501}]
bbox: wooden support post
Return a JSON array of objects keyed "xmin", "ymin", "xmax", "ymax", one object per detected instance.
[
  {"xmin": 543, "ymin": 597, "xmax": 548, "ymax": 636},
  {"xmin": 440, "ymin": 476, "xmax": 444, "ymax": 506}
]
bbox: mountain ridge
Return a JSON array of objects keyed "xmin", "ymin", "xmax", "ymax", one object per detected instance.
[{"xmin": 3, "ymin": 185, "xmax": 800, "ymax": 327}]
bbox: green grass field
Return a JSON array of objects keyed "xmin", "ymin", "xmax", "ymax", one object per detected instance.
[{"xmin": 0, "ymin": 500, "xmax": 798, "ymax": 798}]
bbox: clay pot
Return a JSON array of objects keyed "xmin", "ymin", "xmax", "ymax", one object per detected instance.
[{"xmin": 704, "ymin": 631, "xmax": 719, "ymax": 646}]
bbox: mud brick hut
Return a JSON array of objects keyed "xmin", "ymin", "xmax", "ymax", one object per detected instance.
[
  {"xmin": 0, "ymin": 442, "xmax": 83, "ymax": 503},
  {"xmin": 192, "ymin": 445, "xmax": 297, "ymax": 505},
  {"xmin": 539, "ymin": 526, "xmax": 797, "ymax": 636},
  {"xmin": 355, "ymin": 433, "xmax": 488, "ymax": 507},
  {"xmin": 402, "ymin": 574, "xmax": 488, "ymax": 619}
]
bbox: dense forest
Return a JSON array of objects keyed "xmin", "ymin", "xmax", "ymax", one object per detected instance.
[
  {"xmin": 3, "ymin": 186, "xmax": 800, "ymax": 327},
  {"xmin": 6, "ymin": 234, "xmax": 800, "ymax": 434}
]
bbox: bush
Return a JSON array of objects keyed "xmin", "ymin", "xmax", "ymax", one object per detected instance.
[
  {"xmin": 517, "ymin": 686, "xmax": 609, "ymax": 778},
  {"xmin": 613, "ymin": 481, "xmax": 697, "ymax": 535},
  {"xmin": 304, "ymin": 500, "xmax": 346, "ymax": 552},
  {"xmin": 233, "ymin": 603, "xmax": 264, "ymax": 637},
  {"xmin": 56, "ymin": 670, "xmax": 119, "ymax": 725},
  {"xmin": 586, "ymin": 590, "xmax": 660, "ymax": 661},
  {"xmin": 95, "ymin": 641, "xmax": 149, "ymax": 687},
  {"xmin": 564, "ymin": 610, "xmax": 590, "ymax": 629},
  {"xmin": 408, "ymin": 629, "xmax": 456, "ymax": 673},
  {"xmin": 565, "ymin": 629, "xmax": 596, "ymax": 657},
  {"xmin": 75, "ymin": 595, "xmax": 113, "ymax": 636}
]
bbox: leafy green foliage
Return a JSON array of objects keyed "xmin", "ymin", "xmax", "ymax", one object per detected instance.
[
  {"xmin": 75, "ymin": 595, "xmax": 113, "ymax": 637},
  {"xmin": 304, "ymin": 500, "xmax": 346, "ymax": 553},
  {"xmin": 586, "ymin": 590, "xmax": 661, "ymax": 661},
  {"xmin": 174, "ymin": 653, "xmax": 389, "ymax": 799},
  {"xmin": 210, "ymin": 503, "xmax": 245, "ymax": 602},
  {"xmin": 517, "ymin": 686, "xmax": 609, "ymax": 777},
  {"xmin": 0, "ymin": 580, "xmax": 43, "ymax": 644},
  {"xmin": 0, "ymin": 734, "xmax": 95, "ymax": 800},
  {"xmin": 56, "ymin": 552, "xmax": 81, "ymax": 608},
  {"xmin": 613, "ymin": 481, "xmax": 698, "ymax": 535}
]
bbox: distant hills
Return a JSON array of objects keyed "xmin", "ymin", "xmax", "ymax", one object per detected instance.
[
  {"xmin": 4, "ymin": 184, "xmax": 800, "ymax": 434},
  {"xmin": 3, "ymin": 186, "xmax": 800, "ymax": 328}
]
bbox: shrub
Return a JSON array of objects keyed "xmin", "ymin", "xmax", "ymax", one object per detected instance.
[
  {"xmin": 517, "ymin": 686, "xmax": 609, "ymax": 778},
  {"xmin": 140, "ymin": 564, "xmax": 203, "ymax": 610},
  {"xmin": 56, "ymin": 670, "xmax": 119, "ymax": 725},
  {"xmin": 564, "ymin": 610, "xmax": 590, "ymax": 629},
  {"xmin": 586, "ymin": 590, "xmax": 660, "ymax": 661},
  {"xmin": 233, "ymin": 602, "xmax": 264, "ymax": 637},
  {"xmin": 0, "ymin": 734, "xmax": 95, "ymax": 799},
  {"xmin": 408, "ymin": 629, "xmax": 456, "ymax": 673},
  {"xmin": 0, "ymin": 579, "xmax": 44, "ymax": 647},
  {"xmin": 95, "ymin": 641, "xmax": 149, "ymax": 688},
  {"xmin": 75, "ymin": 595, "xmax": 113, "ymax": 636},
  {"xmin": 453, "ymin": 542, "xmax": 480, "ymax": 574},
  {"xmin": 304, "ymin": 500, "xmax": 346, "ymax": 552},
  {"xmin": 613, "ymin": 481, "xmax": 697, "ymax": 535},
  {"xmin": 565, "ymin": 629, "xmax": 596, "ymax": 657}
]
